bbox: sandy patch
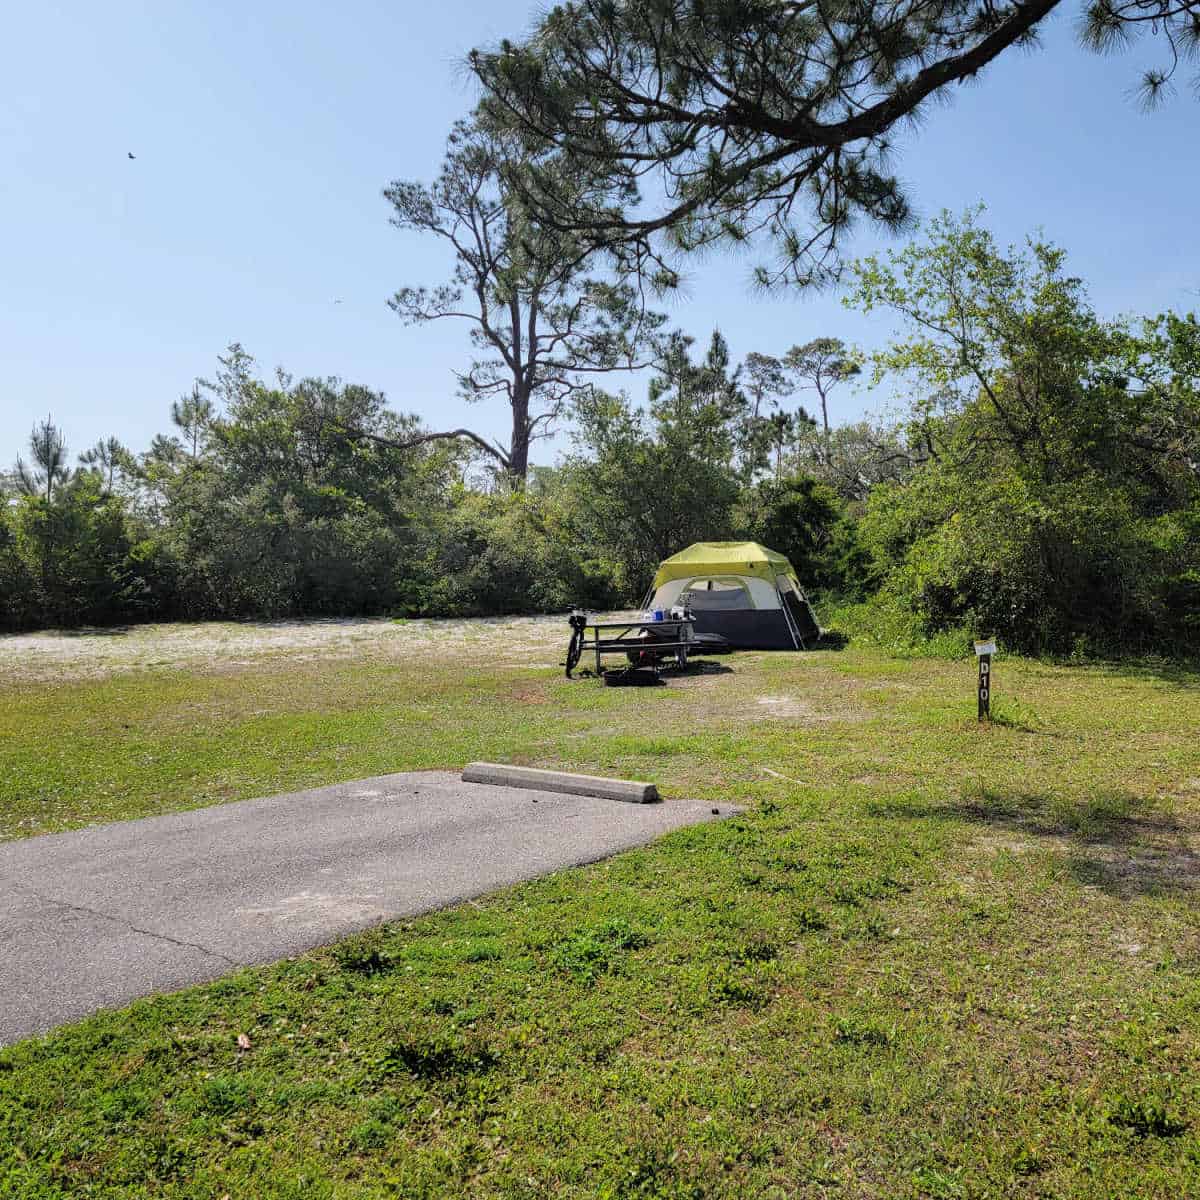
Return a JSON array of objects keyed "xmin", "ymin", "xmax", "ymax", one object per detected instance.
[
  {"xmin": 754, "ymin": 694, "xmax": 844, "ymax": 722},
  {"xmin": 0, "ymin": 614, "xmax": 595, "ymax": 684}
]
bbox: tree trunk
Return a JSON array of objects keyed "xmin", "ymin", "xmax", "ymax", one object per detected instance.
[
  {"xmin": 818, "ymin": 387, "xmax": 831, "ymax": 465},
  {"xmin": 509, "ymin": 386, "xmax": 531, "ymax": 480}
]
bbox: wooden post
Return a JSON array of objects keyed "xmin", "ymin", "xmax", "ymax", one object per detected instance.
[{"xmin": 974, "ymin": 638, "xmax": 996, "ymax": 721}]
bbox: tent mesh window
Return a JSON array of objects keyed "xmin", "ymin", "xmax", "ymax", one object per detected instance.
[{"xmin": 679, "ymin": 579, "xmax": 755, "ymax": 611}]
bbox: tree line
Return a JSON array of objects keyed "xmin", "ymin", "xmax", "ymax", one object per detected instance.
[
  {"xmin": 0, "ymin": 325, "xmax": 861, "ymax": 633},
  {"xmin": 4, "ymin": 213, "xmax": 1198, "ymax": 656}
]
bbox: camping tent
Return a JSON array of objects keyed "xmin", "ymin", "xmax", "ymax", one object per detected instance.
[{"xmin": 644, "ymin": 542, "xmax": 822, "ymax": 650}]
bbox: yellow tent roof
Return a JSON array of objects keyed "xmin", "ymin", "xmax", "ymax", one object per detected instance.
[{"xmin": 652, "ymin": 542, "xmax": 798, "ymax": 590}]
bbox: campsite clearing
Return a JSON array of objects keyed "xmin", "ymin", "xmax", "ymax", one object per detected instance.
[{"xmin": 2, "ymin": 614, "xmax": 1200, "ymax": 1197}]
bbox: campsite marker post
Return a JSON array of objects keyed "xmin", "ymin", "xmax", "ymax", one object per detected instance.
[{"xmin": 974, "ymin": 638, "xmax": 996, "ymax": 722}]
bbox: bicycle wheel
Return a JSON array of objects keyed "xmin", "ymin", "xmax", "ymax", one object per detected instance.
[{"xmin": 565, "ymin": 627, "xmax": 584, "ymax": 677}]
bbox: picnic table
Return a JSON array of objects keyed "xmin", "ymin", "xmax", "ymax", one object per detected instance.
[{"xmin": 565, "ymin": 613, "xmax": 696, "ymax": 678}]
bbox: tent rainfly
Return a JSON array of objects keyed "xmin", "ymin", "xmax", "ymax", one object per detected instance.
[{"xmin": 644, "ymin": 541, "xmax": 822, "ymax": 650}]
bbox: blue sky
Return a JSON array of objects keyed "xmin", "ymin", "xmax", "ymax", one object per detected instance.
[{"xmin": 2, "ymin": 1, "xmax": 1197, "ymax": 468}]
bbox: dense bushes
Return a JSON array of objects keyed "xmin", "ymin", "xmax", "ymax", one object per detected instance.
[
  {"xmin": 846, "ymin": 212, "xmax": 1200, "ymax": 657},
  {"xmin": 858, "ymin": 467, "xmax": 1196, "ymax": 656},
  {"xmin": 1, "ymin": 474, "xmax": 164, "ymax": 628},
  {"xmin": 403, "ymin": 488, "xmax": 623, "ymax": 618},
  {"xmin": 0, "ymin": 470, "xmax": 671, "ymax": 631}
]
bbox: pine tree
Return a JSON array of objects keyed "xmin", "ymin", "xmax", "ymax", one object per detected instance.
[
  {"xmin": 383, "ymin": 121, "xmax": 662, "ymax": 480},
  {"xmin": 15, "ymin": 417, "xmax": 71, "ymax": 501},
  {"xmin": 472, "ymin": 0, "xmax": 1199, "ymax": 286}
]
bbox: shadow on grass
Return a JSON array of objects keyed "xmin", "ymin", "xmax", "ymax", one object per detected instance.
[
  {"xmin": 573, "ymin": 660, "xmax": 734, "ymax": 684},
  {"xmin": 868, "ymin": 786, "xmax": 1197, "ymax": 898},
  {"xmin": 813, "ymin": 629, "xmax": 850, "ymax": 652},
  {"xmin": 1058, "ymin": 654, "xmax": 1200, "ymax": 690},
  {"xmin": 669, "ymin": 660, "xmax": 735, "ymax": 678},
  {"xmin": 23, "ymin": 624, "xmax": 135, "ymax": 638}
]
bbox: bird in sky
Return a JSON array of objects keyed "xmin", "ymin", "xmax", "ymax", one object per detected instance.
[{"xmin": 127, "ymin": 152, "xmax": 136, "ymax": 160}]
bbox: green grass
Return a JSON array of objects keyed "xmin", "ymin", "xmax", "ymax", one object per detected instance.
[{"xmin": 3, "ymin": 624, "xmax": 1200, "ymax": 1197}]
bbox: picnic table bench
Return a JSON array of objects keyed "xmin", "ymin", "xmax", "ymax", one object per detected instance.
[{"xmin": 565, "ymin": 613, "xmax": 696, "ymax": 678}]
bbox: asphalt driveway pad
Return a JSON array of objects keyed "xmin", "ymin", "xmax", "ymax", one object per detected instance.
[{"xmin": 0, "ymin": 771, "xmax": 735, "ymax": 1046}]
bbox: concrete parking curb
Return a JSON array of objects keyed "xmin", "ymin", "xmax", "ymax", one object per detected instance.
[{"xmin": 461, "ymin": 762, "xmax": 658, "ymax": 804}]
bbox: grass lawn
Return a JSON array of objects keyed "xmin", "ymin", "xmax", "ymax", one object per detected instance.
[{"xmin": 2, "ymin": 616, "xmax": 1200, "ymax": 1197}]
